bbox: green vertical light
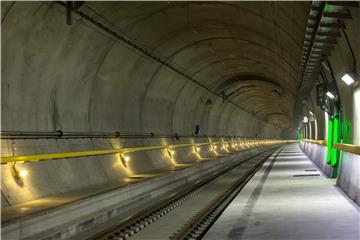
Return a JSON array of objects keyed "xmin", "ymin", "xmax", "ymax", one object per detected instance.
[
  {"xmin": 297, "ymin": 129, "xmax": 302, "ymax": 142},
  {"xmin": 342, "ymin": 120, "xmax": 351, "ymax": 144},
  {"xmin": 331, "ymin": 117, "xmax": 339, "ymax": 167},
  {"xmin": 326, "ymin": 118, "xmax": 333, "ymax": 165},
  {"xmin": 324, "ymin": 3, "xmax": 332, "ymax": 12}
]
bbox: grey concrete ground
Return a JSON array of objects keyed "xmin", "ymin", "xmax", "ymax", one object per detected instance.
[
  {"xmin": 300, "ymin": 141, "xmax": 360, "ymax": 206},
  {"xmin": 127, "ymin": 151, "xmax": 271, "ymax": 240},
  {"xmin": 204, "ymin": 144, "xmax": 360, "ymax": 240}
]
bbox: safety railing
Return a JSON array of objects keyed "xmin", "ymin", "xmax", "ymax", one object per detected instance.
[
  {"xmin": 301, "ymin": 139, "xmax": 360, "ymax": 155},
  {"xmin": 301, "ymin": 139, "xmax": 327, "ymax": 146},
  {"xmin": 1, "ymin": 140, "xmax": 295, "ymax": 165},
  {"xmin": 333, "ymin": 143, "xmax": 360, "ymax": 155}
]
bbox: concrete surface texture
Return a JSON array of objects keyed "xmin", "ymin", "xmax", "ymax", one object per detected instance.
[
  {"xmin": 1, "ymin": 1, "xmax": 360, "ymax": 239},
  {"xmin": 204, "ymin": 144, "xmax": 360, "ymax": 240},
  {"xmin": 1, "ymin": 1, "xmax": 309, "ymax": 206},
  {"xmin": 296, "ymin": 3, "xmax": 360, "ymax": 207},
  {"xmin": 299, "ymin": 141, "xmax": 333, "ymax": 177},
  {"xmin": 1, "ymin": 147, "xmax": 267, "ymax": 240},
  {"xmin": 301, "ymin": 141, "xmax": 360, "ymax": 206}
]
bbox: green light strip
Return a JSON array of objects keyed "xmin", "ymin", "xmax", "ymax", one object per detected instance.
[
  {"xmin": 324, "ymin": 3, "xmax": 332, "ymax": 12},
  {"xmin": 326, "ymin": 118, "xmax": 333, "ymax": 164},
  {"xmin": 297, "ymin": 130, "xmax": 302, "ymax": 142},
  {"xmin": 331, "ymin": 117, "xmax": 339, "ymax": 167}
]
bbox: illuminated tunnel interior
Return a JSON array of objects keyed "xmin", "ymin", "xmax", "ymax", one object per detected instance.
[{"xmin": 1, "ymin": 1, "xmax": 359, "ymax": 240}]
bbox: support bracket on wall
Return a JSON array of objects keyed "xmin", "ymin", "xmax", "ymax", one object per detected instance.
[{"xmin": 66, "ymin": 1, "xmax": 84, "ymax": 25}]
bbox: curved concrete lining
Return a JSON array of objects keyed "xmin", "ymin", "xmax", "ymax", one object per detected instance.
[{"xmin": 1, "ymin": 2, "xmax": 309, "ymax": 205}]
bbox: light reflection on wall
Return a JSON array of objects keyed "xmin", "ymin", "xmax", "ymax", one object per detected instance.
[
  {"xmin": 114, "ymin": 154, "xmax": 133, "ymax": 176},
  {"xmin": 324, "ymin": 111, "xmax": 329, "ymax": 141},
  {"xmin": 315, "ymin": 118, "xmax": 318, "ymax": 140},
  {"xmin": 353, "ymin": 88, "xmax": 360, "ymax": 145}
]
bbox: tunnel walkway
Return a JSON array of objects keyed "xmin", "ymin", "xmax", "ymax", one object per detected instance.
[{"xmin": 204, "ymin": 144, "xmax": 360, "ymax": 240}]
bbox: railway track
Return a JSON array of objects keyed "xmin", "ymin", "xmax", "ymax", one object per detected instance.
[{"xmin": 92, "ymin": 146, "xmax": 281, "ymax": 240}]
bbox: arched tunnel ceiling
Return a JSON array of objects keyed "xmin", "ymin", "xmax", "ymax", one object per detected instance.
[{"xmin": 53, "ymin": 2, "xmax": 312, "ymax": 129}]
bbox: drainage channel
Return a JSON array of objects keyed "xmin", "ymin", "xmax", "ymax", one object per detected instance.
[{"xmin": 92, "ymin": 147, "xmax": 280, "ymax": 240}]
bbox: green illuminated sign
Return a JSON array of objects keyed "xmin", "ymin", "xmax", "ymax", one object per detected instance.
[{"xmin": 316, "ymin": 84, "xmax": 327, "ymax": 107}]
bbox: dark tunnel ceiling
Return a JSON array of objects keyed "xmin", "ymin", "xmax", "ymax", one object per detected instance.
[{"xmin": 79, "ymin": 1, "xmax": 311, "ymax": 129}]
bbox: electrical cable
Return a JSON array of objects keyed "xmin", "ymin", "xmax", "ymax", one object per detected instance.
[
  {"xmin": 326, "ymin": 59, "xmax": 341, "ymax": 105},
  {"xmin": 339, "ymin": 20, "xmax": 357, "ymax": 73},
  {"xmin": 320, "ymin": 70, "xmax": 328, "ymax": 84},
  {"xmin": 321, "ymin": 105, "xmax": 332, "ymax": 116},
  {"xmin": 323, "ymin": 59, "xmax": 339, "ymax": 119}
]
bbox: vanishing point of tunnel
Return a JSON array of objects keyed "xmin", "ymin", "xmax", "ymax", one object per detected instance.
[{"xmin": 1, "ymin": 1, "xmax": 360, "ymax": 240}]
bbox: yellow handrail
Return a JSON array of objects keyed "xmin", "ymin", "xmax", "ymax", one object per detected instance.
[
  {"xmin": 302, "ymin": 139, "xmax": 360, "ymax": 155},
  {"xmin": 333, "ymin": 143, "xmax": 360, "ymax": 155},
  {"xmin": 302, "ymin": 139, "xmax": 327, "ymax": 146},
  {"xmin": 1, "ymin": 140, "xmax": 293, "ymax": 164}
]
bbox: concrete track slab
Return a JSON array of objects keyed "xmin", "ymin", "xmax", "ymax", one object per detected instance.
[
  {"xmin": 1, "ymin": 164, "xmax": 197, "ymax": 223},
  {"xmin": 204, "ymin": 144, "xmax": 360, "ymax": 240}
]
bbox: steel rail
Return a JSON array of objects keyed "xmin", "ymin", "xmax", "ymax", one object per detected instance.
[
  {"xmin": 91, "ymin": 146, "xmax": 279, "ymax": 240},
  {"xmin": 171, "ymin": 150, "xmax": 277, "ymax": 240}
]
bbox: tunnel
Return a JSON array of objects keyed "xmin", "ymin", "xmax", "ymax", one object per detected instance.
[{"xmin": 1, "ymin": 1, "xmax": 359, "ymax": 239}]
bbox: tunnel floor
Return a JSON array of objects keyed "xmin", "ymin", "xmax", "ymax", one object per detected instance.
[{"xmin": 203, "ymin": 144, "xmax": 360, "ymax": 240}]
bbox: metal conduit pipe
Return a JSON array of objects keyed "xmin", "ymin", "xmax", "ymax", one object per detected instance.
[{"xmin": 0, "ymin": 131, "xmax": 258, "ymax": 140}]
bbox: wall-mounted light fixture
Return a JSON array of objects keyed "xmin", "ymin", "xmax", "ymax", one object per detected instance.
[
  {"xmin": 193, "ymin": 146, "xmax": 202, "ymax": 159},
  {"xmin": 326, "ymin": 91, "xmax": 335, "ymax": 99},
  {"xmin": 341, "ymin": 73, "xmax": 355, "ymax": 86},
  {"xmin": 119, "ymin": 153, "xmax": 130, "ymax": 168},
  {"xmin": 303, "ymin": 116, "xmax": 309, "ymax": 123},
  {"xmin": 19, "ymin": 170, "xmax": 28, "ymax": 178},
  {"xmin": 211, "ymin": 145, "xmax": 218, "ymax": 155},
  {"xmin": 11, "ymin": 163, "xmax": 27, "ymax": 181},
  {"xmin": 309, "ymin": 111, "xmax": 314, "ymax": 115},
  {"xmin": 167, "ymin": 148, "xmax": 176, "ymax": 159}
]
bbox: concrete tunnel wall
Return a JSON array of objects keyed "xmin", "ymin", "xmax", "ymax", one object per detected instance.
[
  {"xmin": 1, "ymin": 2, "xmax": 283, "ymax": 206},
  {"xmin": 298, "ymin": 5, "xmax": 360, "ymax": 205}
]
